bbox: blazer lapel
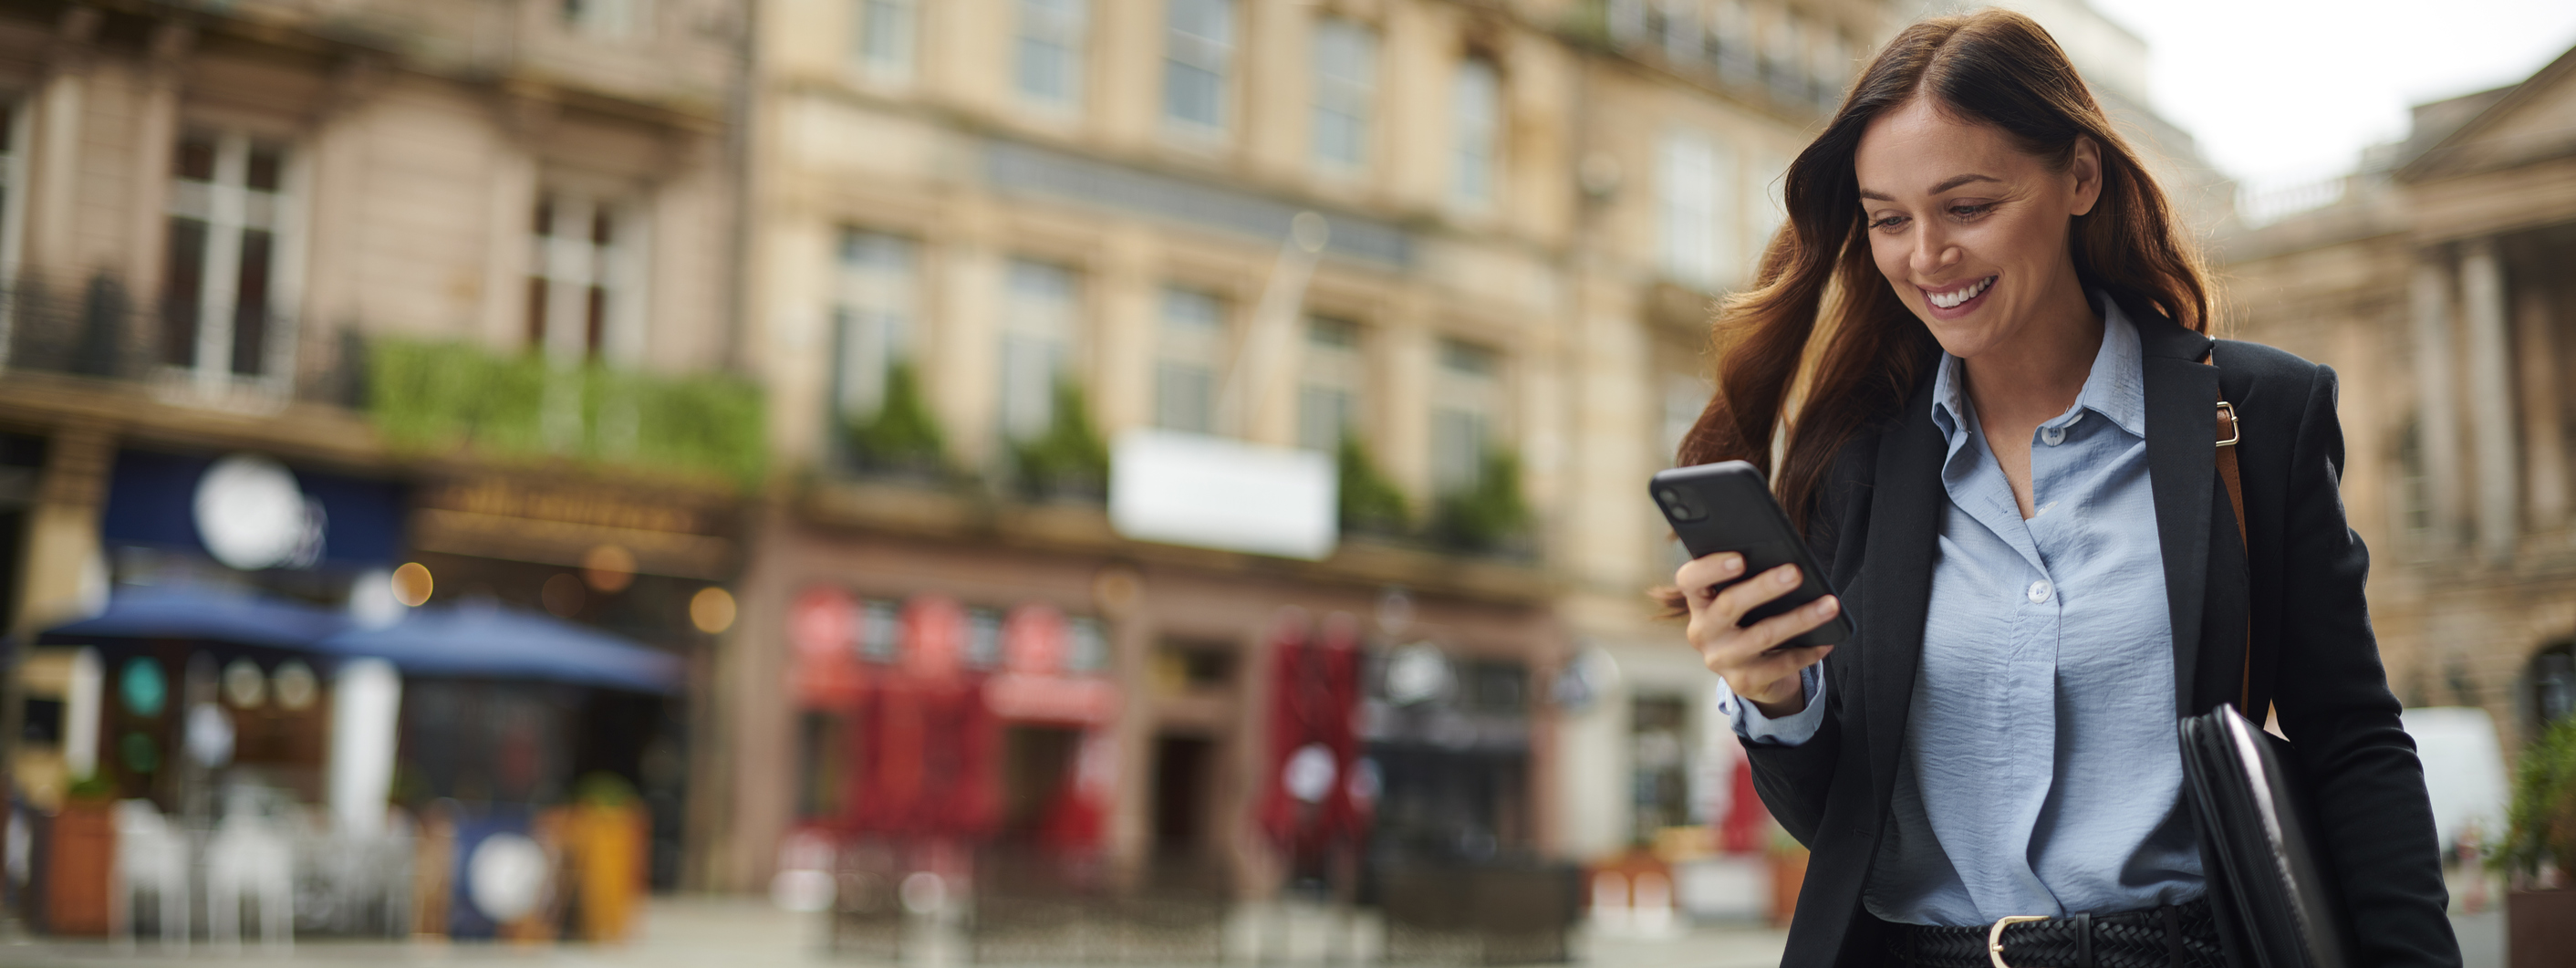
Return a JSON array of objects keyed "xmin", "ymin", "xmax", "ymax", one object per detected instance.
[
  {"xmin": 2124, "ymin": 294, "xmax": 2221, "ymax": 718},
  {"xmin": 1861, "ymin": 371, "xmax": 1948, "ymax": 813}
]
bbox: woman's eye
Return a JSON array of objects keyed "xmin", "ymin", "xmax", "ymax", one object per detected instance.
[
  {"xmin": 1870, "ymin": 214, "xmax": 1908, "ymax": 231},
  {"xmin": 1948, "ymin": 203, "xmax": 1993, "ymax": 219}
]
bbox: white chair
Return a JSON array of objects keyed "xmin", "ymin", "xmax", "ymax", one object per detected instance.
[
  {"xmin": 110, "ymin": 799, "xmax": 188, "ymax": 952},
  {"xmin": 207, "ymin": 809, "xmax": 295, "ymax": 950}
]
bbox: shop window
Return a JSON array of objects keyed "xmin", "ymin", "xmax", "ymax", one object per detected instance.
[
  {"xmin": 1631, "ymin": 694, "xmax": 1691, "ymax": 839},
  {"xmin": 1311, "ymin": 17, "xmax": 1376, "ymax": 172},
  {"xmin": 796, "ymin": 711, "xmax": 849, "ymax": 820},
  {"xmin": 1430, "ymin": 338, "xmax": 1501, "ymax": 493},
  {"xmin": 834, "ymin": 231, "xmax": 918, "ymax": 421},
  {"xmin": 858, "ymin": 598, "xmax": 902, "ymax": 664},
  {"xmin": 18, "ymin": 696, "xmax": 61, "ymax": 745},
  {"xmin": 1155, "ymin": 286, "xmax": 1225, "ymax": 434},
  {"xmin": 1298, "ymin": 317, "xmax": 1365, "ymax": 453},
  {"xmin": 1164, "ymin": 0, "xmax": 1235, "ymax": 132},
  {"xmin": 1016, "ymin": 0, "xmax": 1087, "ymax": 111},
  {"xmin": 1459, "ymin": 659, "xmax": 1527, "ymax": 715},
  {"xmin": 162, "ymin": 130, "xmax": 296, "ymax": 390},
  {"xmin": 1150, "ymin": 638, "xmax": 1237, "ymax": 696},
  {"xmin": 998, "ymin": 259, "xmax": 1080, "ymax": 444},
  {"xmin": 2535, "ymin": 641, "xmax": 2576, "ymax": 731},
  {"xmin": 526, "ymin": 190, "xmax": 640, "ymax": 362},
  {"xmin": 1449, "ymin": 57, "xmax": 1501, "ymax": 209},
  {"xmin": 1066, "ymin": 616, "xmax": 1109, "ymax": 673},
  {"xmin": 965, "ymin": 606, "xmax": 1006, "ymax": 670},
  {"xmin": 855, "ymin": 0, "xmax": 918, "ymax": 83}
]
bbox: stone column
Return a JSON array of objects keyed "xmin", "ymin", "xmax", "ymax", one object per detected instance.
[
  {"xmin": 2459, "ymin": 238, "xmax": 2518, "ymax": 564},
  {"xmin": 2408, "ymin": 257, "xmax": 2466, "ymax": 547},
  {"xmin": 2516, "ymin": 283, "xmax": 2569, "ymax": 532}
]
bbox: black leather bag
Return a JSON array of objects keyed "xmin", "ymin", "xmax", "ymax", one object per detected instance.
[
  {"xmin": 2179, "ymin": 371, "xmax": 2350, "ymax": 968},
  {"xmin": 2177, "ymin": 705, "xmax": 2351, "ymax": 968}
]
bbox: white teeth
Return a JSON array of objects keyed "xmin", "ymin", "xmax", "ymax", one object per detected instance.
[{"xmin": 1928, "ymin": 276, "xmax": 1993, "ymax": 309}]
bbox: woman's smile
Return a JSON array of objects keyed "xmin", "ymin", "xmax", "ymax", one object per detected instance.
[{"xmin": 1922, "ymin": 275, "xmax": 1998, "ymax": 317}]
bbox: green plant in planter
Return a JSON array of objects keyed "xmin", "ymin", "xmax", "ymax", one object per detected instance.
[
  {"xmin": 1010, "ymin": 378, "xmax": 1110, "ymax": 501},
  {"xmin": 1336, "ymin": 434, "xmax": 1410, "ymax": 536},
  {"xmin": 2498, "ymin": 715, "xmax": 2576, "ymax": 883},
  {"xmin": 845, "ymin": 361, "xmax": 948, "ymax": 479},
  {"xmin": 1430, "ymin": 446, "xmax": 1532, "ymax": 556}
]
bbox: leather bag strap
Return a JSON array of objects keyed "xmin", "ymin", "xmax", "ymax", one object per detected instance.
[{"xmin": 2203, "ymin": 346, "xmax": 2251, "ymax": 714}]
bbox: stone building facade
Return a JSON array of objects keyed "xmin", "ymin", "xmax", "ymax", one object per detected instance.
[
  {"xmin": 717, "ymin": 0, "xmax": 1902, "ymax": 899},
  {"xmin": 0, "ymin": 0, "xmax": 750, "ymax": 890},
  {"xmin": 2217, "ymin": 43, "xmax": 2576, "ymax": 755}
]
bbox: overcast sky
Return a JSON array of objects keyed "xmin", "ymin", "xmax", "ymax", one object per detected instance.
[{"xmin": 2083, "ymin": 0, "xmax": 2576, "ymax": 190}]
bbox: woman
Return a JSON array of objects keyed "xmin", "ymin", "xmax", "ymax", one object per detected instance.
[{"xmin": 1670, "ymin": 10, "xmax": 2458, "ymax": 968}]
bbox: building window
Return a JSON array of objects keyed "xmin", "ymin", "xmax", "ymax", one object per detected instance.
[
  {"xmin": 1631, "ymin": 694, "xmax": 1692, "ymax": 840},
  {"xmin": 1431, "ymin": 338, "xmax": 1500, "ymax": 493},
  {"xmin": 1155, "ymin": 286, "xmax": 1225, "ymax": 434},
  {"xmin": 1449, "ymin": 57, "xmax": 1501, "ymax": 209},
  {"xmin": 0, "ymin": 102, "xmax": 30, "ymax": 358},
  {"xmin": 1662, "ymin": 371, "xmax": 1707, "ymax": 463},
  {"xmin": 1657, "ymin": 130, "xmax": 1739, "ymax": 290},
  {"xmin": 1000, "ymin": 259, "xmax": 1079, "ymax": 442},
  {"xmin": 1164, "ymin": 0, "xmax": 1235, "ymax": 131},
  {"xmin": 2535, "ymin": 641, "xmax": 2575, "ymax": 731},
  {"xmin": 834, "ymin": 231, "xmax": 917, "ymax": 420},
  {"xmin": 856, "ymin": 0, "xmax": 919, "ymax": 82},
  {"xmin": 1711, "ymin": 0, "xmax": 1757, "ymax": 83},
  {"xmin": 562, "ymin": 0, "xmax": 646, "ymax": 39},
  {"xmin": 1016, "ymin": 0, "xmax": 1088, "ymax": 110},
  {"xmin": 1312, "ymin": 17, "xmax": 1377, "ymax": 172},
  {"xmin": 525, "ymin": 192, "xmax": 633, "ymax": 361},
  {"xmin": 1298, "ymin": 317, "xmax": 1364, "ymax": 453},
  {"xmin": 1754, "ymin": 150, "xmax": 1791, "ymax": 251},
  {"xmin": 1764, "ymin": 14, "xmax": 1806, "ymax": 102},
  {"xmin": 162, "ymin": 130, "xmax": 296, "ymax": 386}
]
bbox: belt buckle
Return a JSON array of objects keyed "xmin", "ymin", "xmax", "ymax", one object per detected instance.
[{"xmin": 1987, "ymin": 915, "xmax": 2049, "ymax": 968}]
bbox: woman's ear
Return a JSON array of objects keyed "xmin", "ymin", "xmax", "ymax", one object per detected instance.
[{"xmin": 2069, "ymin": 136, "xmax": 2103, "ymax": 217}]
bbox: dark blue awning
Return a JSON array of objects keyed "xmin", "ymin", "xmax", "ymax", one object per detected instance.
[
  {"xmin": 317, "ymin": 602, "xmax": 683, "ymax": 694},
  {"xmin": 40, "ymin": 584, "xmax": 354, "ymax": 650}
]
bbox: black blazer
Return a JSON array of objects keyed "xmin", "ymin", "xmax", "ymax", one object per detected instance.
[{"xmin": 1754, "ymin": 296, "xmax": 2460, "ymax": 968}]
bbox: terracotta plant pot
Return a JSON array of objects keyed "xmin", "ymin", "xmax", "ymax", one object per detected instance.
[
  {"xmin": 2508, "ymin": 888, "xmax": 2576, "ymax": 968},
  {"xmin": 46, "ymin": 801, "xmax": 114, "ymax": 936},
  {"xmin": 1769, "ymin": 848, "xmax": 1810, "ymax": 929}
]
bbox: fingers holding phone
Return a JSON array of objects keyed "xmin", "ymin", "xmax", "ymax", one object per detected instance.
[{"xmin": 1676, "ymin": 552, "xmax": 1836, "ymax": 715}]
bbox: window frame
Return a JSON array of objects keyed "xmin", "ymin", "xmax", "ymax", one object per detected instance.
[
  {"xmin": 998, "ymin": 257, "xmax": 1082, "ymax": 443},
  {"xmin": 1310, "ymin": 16, "xmax": 1378, "ymax": 174},
  {"xmin": 1162, "ymin": 0, "xmax": 1238, "ymax": 135},
  {"xmin": 1449, "ymin": 56, "xmax": 1502, "ymax": 211},
  {"xmin": 855, "ymin": 0, "xmax": 920, "ymax": 84},
  {"xmin": 161, "ymin": 128, "xmax": 306, "ymax": 399},
  {"xmin": 1015, "ymin": 0, "xmax": 1090, "ymax": 113},
  {"xmin": 833, "ymin": 229, "xmax": 920, "ymax": 423},
  {"xmin": 1153, "ymin": 285, "xmax": 1228, "ymax": 435}
]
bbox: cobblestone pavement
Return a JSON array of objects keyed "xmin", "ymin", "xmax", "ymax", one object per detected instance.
[{"xmin": 0, "ymin": 897, "xmax": 1792, "ymax": 968}]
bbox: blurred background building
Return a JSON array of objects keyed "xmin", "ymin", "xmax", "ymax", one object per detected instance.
[
  {"xmin": 0, "ymin": 0, "xmax": 751, "ymax": 940},
  {"xmin": 2217, "ymin": 41, "xmax": 2576, "ymax": 764},
  {"xmin": 22, "ymin": 0, "xmax": 2544, "ymax": 955}
]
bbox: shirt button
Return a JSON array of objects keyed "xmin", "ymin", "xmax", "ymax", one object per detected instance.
[
  {"xmin": 2027, "ymin": 579, "xmax": 2053, "ymax": 603},
  {"xmin": 2041, "ymin": 426, "xmax": 2066, "ymax": 446}
]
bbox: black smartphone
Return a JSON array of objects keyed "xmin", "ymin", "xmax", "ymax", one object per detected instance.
[{"xmin": 1650, "ymin": 460, "xmax": 1851, "ymax": 651}]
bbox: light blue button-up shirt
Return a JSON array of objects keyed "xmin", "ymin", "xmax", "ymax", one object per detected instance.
[{"xmin": 1715, "ymin": 297, "xmax": 2206, "ymax": 926}]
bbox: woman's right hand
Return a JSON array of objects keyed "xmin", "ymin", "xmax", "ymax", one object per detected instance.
[{"xmin": 1677, "ymin": 553, "xmax": 1839, "ymax": 717}]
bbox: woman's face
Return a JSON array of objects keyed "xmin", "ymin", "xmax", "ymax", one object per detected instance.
[{"xmin": 1853, "ymin": 98, "xmax": 2102, "ymax": 360}]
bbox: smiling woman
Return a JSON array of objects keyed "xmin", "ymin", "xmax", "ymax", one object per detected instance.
[{"xmin": 1662, "ymin": 9, "xmax": 2457, "ymax": 968}]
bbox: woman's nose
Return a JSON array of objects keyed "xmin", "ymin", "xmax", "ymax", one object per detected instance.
[{"xmin": 1909, "ymin": 224, "xmax": 1958, "ymax": 275}]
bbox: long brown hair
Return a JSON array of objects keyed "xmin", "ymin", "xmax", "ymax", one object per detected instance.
[{"xmin": 1678, "ymin": 9, "xmax": 2213, "ymax": 532}]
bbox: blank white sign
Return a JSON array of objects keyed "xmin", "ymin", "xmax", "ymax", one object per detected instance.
[{"xmin": 1110, "ymin": 429, "xmax": 1337, "ymax": 560}]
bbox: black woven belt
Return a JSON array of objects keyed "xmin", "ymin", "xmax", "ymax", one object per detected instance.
[{"xmin": 1890, "ymin": 898, "xmax": 2227, "ymax": 968}]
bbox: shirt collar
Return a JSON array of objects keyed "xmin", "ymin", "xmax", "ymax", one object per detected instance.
[{"xmin": 1928, "ymin": 290, "xmax": 2147, "ymax": 442}]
